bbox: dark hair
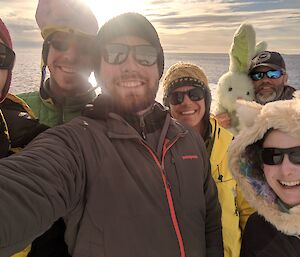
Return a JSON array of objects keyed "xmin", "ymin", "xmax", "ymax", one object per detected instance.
[{"xmin": 243, "ymin": 129, "xmax": 273, "ymax": 180}]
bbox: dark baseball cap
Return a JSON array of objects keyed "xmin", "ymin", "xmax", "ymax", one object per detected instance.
[{"xmin": 249, "ymin": 51, "xmax": 286, "ymax": 73}]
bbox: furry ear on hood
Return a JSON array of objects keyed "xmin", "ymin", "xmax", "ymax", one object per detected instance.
[{"xmin": 236, "ymin": 99, "xmax": 262, "ymax": 129}]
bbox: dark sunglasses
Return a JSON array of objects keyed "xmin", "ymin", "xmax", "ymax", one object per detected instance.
[
  {"xmin": 249, "ymin": 70, "xmax": 284, "ymax": 81},
  {"xmin": 0, "ymin": 42, "xmax": 15, "ymax": 69},
  {"xmin": 261, "ymin": 146, "xmax": 300, "ymax": 165},
  {"xmin": 48, "ymin": 38, "xmax": 92, "ymax": 54},
  {"xmin": 168, "ymin": 87, "xmax": 205, "ymax": 106},
  {"xmin": 102, "ymin": 43, "xmax": 158, "ymax": 66}
]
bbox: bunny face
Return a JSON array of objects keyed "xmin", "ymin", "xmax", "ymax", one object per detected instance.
[{"xmin": 216, "ymin": 71, "xmax": 254, "ymax": 112}]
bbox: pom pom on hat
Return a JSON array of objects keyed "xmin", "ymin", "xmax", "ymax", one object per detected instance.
[
  {"xmin": 96, "ymin": 12, "xmax": 164, "ymax": 78},
  {"xmin": 36, "ymin": 0, "xmax": 99, "ymax": 39}
]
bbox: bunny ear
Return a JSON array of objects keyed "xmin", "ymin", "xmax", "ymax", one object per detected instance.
[
  {"xmin": 236, "ymin": 99, "xmax": 262, "ymax": 128},
  {"xmin": 229, "ymin": 22, "xmax": 256, "ymax": 73},
  {"xmin": 255, "ymin": 41, "xmax": 268, "ymax": 56}
]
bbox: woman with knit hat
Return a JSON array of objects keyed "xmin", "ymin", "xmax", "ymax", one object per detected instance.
[
  {"xmin": 163, "ymin": 62, "xmax": 254, "ymax": 257},
  {"xmin": 18, "ymin": 0, "xmax": 99, "ymax": 127},
  {"xmin": 0, "ymin": 17, "xmax": 49, "ymax": 257},
  {"xmin": 229, "ymin": 94, "xmax": 300, "ymax": 256}
]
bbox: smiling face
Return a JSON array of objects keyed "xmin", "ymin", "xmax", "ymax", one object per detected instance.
[
  {"xmin": 99, "ymin": 35, "xmax": 160, "ymax": 114},
  {"xmin": 169, "ymin": 85, "xmax": 206, "ymax": 134},
  {"xmin": 47, "ymin": 32, "xmax": 94, "ymax": 97},
  {"xmin": 262, "ymin": 129, "xmax": 300, "ymax": 206}
]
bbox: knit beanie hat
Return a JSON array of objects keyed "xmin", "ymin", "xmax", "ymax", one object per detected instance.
[
  {"xmin": 0, "ymin": 18, "xmax": 14, "ymax": 102},
  {"xmin": 96, "ymin": 12, "xmax": 164, "ymax": 78}
]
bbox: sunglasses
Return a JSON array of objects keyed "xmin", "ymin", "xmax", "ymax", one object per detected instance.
[
  {"xmin": 48, "ymin": 38, "xmax": 92, "ymax": 54},
  {"xmin": 102, "ymin": 43, "xmax": 158, "ymax": 66},
  {"xmin": 249, "ymin": 70, "xmax": 284, "ymax": 81},
  {"xmin": 261, "ymin": 146, "xmax": 300, "ymax": 165},
  {"xmin": 0, "ymin": 42, "xmax": 15, "ymax": 69},
  {"xmin": 168, "ymin": 87, "xmax": 205, "ymax": 106}
]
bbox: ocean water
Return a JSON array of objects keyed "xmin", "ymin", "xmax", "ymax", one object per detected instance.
[{"xmin": 11, "ymin": 48, "xmax": 300, "ymax": 108}]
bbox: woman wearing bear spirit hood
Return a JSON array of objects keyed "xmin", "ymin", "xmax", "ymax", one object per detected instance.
[
  {"xmin": 229, "ymin": 93, "xmax": 300, "ymax": 257},
  {"xmin": 163, "ymin": 62, "xmax": 254, "ymax": 257}
]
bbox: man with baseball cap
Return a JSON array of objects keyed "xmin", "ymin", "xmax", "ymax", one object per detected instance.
[
  {"xmin": 217, "ymin": 50, "xmax": 295, "ymax": 129},
  {"xmin": 0, "ymin": 13, "xmax": 223, "ymax": 257},
  {"xmin": 248, "ymin": 50, "xmax": 295, "ymax": 104}
]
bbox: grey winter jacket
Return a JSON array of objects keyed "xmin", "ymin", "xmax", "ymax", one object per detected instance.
[{"xmin": 0, "ymin": 101, "xmax": 223, "ymax": 257}]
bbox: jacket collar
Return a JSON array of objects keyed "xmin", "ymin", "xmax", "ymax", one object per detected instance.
[{"xmin": 40, "ymin": 78, "xmax": 97, "ymax": 110}]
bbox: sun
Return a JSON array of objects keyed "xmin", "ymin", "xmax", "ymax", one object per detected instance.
[{"xmin": 85, "ymin": 0, "xmax": 149, "ymax": 26}]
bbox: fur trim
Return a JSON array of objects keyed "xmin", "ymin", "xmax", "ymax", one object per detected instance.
[{"xmin": 229, "ymin": 93, "xmax": 300, "ymax": 235}]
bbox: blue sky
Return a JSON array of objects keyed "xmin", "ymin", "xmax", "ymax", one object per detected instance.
[{"xmin": 1, "ymin": 0, "xmax": 300, "ymax": 53}]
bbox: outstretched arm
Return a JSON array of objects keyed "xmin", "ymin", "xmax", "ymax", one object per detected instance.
[{"xmin": 0, "ymin": 125, "xmax": 85, "ymax": 256}]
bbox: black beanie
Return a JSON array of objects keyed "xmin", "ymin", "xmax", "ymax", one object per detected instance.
[{"xmin": 96, "ymin": 12, "xmax": 164, "ymax": 78}]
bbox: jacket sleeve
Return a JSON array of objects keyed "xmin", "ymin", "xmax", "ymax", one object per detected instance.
[
  {"xmin": 0, "ymin": 125, "xmax": 86, "ymax": 256},
  {"xmin": 236, "ymin": 186, "xmax": 256, "ymax": 231}
]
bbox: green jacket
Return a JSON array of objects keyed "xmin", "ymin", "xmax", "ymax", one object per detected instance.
[
  {"xmin": 208, "ymin": 117, "xmax": 254, "ymax": 257},
  {"xmin": 18, "ymin": 79, "xmax": 97, "ymax": 127}
]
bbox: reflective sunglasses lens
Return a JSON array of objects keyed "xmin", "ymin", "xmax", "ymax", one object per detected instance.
[
  {"xmin": 250, "ymin": 72, "xmax": 264, "ymax": 81},
  {"xmin": 266, "ymin": 70, "xmax": 282, "ymax": 79},
  {"xmin": 0, "ymin": 43, "xmax": 15, "ymax": 69},
  {"xmin": 103, "ymin": 44, "xmax": 128, "ymax": 64},
  {"xmin": 189, "ymin": 87, "xmax": 205, "ymax": 101},
  {"xmin": 50, "ymin": 40, "xmax": 70, "ymax": 52},
  {"xmin": 261, "ymin": 148, "xmax": 283, "ymax": 165},
  {"xmin": 135, "ymin": 45, "xmax": 158, "ymax": 66},
  {"xmin": 169, "ymin": 92, "xmax": 184, "ymax": 105}
]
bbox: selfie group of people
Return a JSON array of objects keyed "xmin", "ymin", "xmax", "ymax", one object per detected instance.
[{"xmin": 0, "ymin": 0, "xmax": 299, "ymax": 256}]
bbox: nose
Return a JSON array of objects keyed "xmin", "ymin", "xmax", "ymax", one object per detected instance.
[
  {"xmin": 280, "ymin": 154, "xmax": 296, "ymax": 175},
  {"xmin": 121, "ymin": 51, "xmax": 138, "ymax": 72},
  {"xmin": 63, "ymin": 42, "xmax": 79, "ymax": 62}
]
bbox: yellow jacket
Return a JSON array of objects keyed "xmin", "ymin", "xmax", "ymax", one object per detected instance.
[{"xmin": 209, "ymin": 117, "xmax": 254, "ymax": 257}]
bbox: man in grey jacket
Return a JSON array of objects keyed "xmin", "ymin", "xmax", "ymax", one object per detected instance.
[{"xmin": 0, "ymin": 13, "xmax": 223, "ymax": 257}]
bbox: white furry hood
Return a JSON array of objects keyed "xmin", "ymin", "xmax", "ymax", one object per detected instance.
[{"xmin": 229, "ymin": 91, "xmax": 300, "ymax": 236}]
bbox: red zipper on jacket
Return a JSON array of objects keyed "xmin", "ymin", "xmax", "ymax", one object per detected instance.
[{"xmin": 140, "ymin": 137, "xmax": 186, "ymax": 257}]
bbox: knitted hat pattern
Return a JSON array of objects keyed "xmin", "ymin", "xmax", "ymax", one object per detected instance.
[
  {"xmin": 0, "ymin": 18, "xmax": 14, "ymax": 102},
  {"xmin": 96, "ymin": 12, "xmax": 164, "ymax": 79}
]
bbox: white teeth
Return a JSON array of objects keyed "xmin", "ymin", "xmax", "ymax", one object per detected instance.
[
  {"xmin": 280, "ymin": 180, "xmax": 300, "ymax": 187},
  {"xmin": 119, "ymin": 81, "xmax": 142, "ymax": 88},
  {"xmin": 181, "ymin": 110, "xmax": 196, "ymax": 115}
]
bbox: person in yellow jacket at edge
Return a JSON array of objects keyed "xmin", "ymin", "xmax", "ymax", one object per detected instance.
[
  {"xmin": 0, "ymin": 18, "xmax": 49, "ymax": 257},
  {"xmin": 162, "ymin": 62, "xmax": 255, "ymax": 257}
]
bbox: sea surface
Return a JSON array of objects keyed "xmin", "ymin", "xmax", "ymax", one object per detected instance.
[{"xmin": 11, "ymin": 48, "xmax": 300, "ymax": 108}]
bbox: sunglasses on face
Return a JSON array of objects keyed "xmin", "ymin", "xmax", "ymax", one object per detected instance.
[
  {"xmin": 168, "ymin": 87, "xmax": 205, "ymax": 106},
  {"xmin": 48, "ymin": 37, "xmax": 92, "ymax": 54},
  {"xmin": 0, "ymin": 42, "xmax": 15, "ymax": 69},
  {"xmin": 261, "ymin": 146, "xmax": 300, "ymax": 165},
  {"xmin": 102, "ymin": 43, "xmax": 158, "ymax": 66},
  {"xmin": 249, "ymin": 70, "xmax": 284, "ymax": 81}
]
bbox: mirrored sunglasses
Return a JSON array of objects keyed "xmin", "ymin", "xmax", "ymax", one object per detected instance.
[
  {"xmin": 261, "ymin": 146, "xmax": 300, "ymax": 165},
  {"xmin": 249, "ymin": 70, "xmax": 284, "ymax": 81},
  {"xmin": 102, "ymin": 43, "xmax": 158, "ymax": 66},
  {"xmin": 168, "ymin": 87, "xmax": 205, "ymax": 106},
  {"xmin": 48, "ymin": 38, "xmax": 92, "ymax": 54},
  {"xmin": 0, "ymin": 42, "xmax": 15, "ymax": 69}
]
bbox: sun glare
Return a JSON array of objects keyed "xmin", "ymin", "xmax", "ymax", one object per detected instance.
[{"xmin": 85, "ymin": 0, "xmax": 148, "ymax": 26}]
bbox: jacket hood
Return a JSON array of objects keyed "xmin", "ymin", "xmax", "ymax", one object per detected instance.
[
  {"xmin": 229, "ymin": 91, "xmax": 300, "ymax": 236},
  {"xmin": 0, "ymin": 18, "xmax": 14, "ymax": 102}
]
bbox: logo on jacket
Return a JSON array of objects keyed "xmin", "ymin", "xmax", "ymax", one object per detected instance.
[{"xmin": 181, "ymin": 155, "xmax": 199, "ymax": 160}]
